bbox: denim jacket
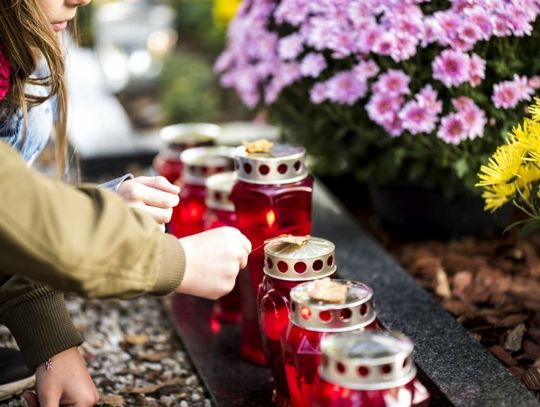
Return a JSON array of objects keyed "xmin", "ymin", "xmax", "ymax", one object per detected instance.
[{"xmin": 0, "ymin": 63, "xmax": 53, "ymax": 165}]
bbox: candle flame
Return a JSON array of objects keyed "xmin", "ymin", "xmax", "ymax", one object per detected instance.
[{"xmin": 266, "ymin": 209, "xmax": 276, "ymax": 227}]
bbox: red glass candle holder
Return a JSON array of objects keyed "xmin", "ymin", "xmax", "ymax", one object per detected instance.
[
  {"xmin": 169, "ymin": 146, "xmax": 235, "ymax": 238},
  {"xmin": 203, "ymin": 172, "xmax": 241, "ymax": 324},
  {"xmin": 231, "ymin": 144, "xmax": 313, "ymax": 366},
  {"xmin": 258, "ymin": 236, "xmax": 336, "ymax": 407},
  {"xmin": 281, "ymin": 280, "xmax": 379, "ymax": 407},
  {"xmin": 155, "ymin": 123, "xmax": 220, "ymax": 184},
  {"xmin": 312, "ymin": 331, "xmax": 430, "ymax": 407}
]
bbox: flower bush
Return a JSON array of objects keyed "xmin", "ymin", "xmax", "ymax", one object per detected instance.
[
  {"xmin": 215, "ymin": 0, "xmax": 540, "ymax": 196},
  {"xmin": 477, "ymin": 98, "xmax": 540, "ymax": 233}
]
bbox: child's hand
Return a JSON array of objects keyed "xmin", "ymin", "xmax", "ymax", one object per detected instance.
[
  {"xmin": 177, "ymin": 227, "xmax": 252, "ymax": 300},
  {"xmin": 23, "ymin": 347, "xmax": 99, "ymax": 407},
  {"xmin": 117, "ymin": 176, "xmax": 180, "ymax": 225}
]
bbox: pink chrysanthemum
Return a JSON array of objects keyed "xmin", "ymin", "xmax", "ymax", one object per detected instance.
[
  {"xmin": 353, "ymin": 60, "xmax": 379, "ymax": 80},
  {"xmin": 373, "ymin": 69, "xmax": 410, "ymax": 96},
  {"xmin": 529, "ymin": 76, "xmax": 540, "ymax": 89},
  {"xmin": 366, "ymin": 93, "xmax": 404, "ymax": 125},
  {"xmin": 432, "ymin": 49, "xmax": 470, "ymax": 87},
  {"xmin": 310, "ymin": 82, "xmax": 327, "ymax": 104},
  {"xmin": 452, "ymin": 97, "xmax": 486, "ymax": 139},
  {"xmin": 326, "ymin": 71, "xmax": 367, "ymax": 105},
  {"xmin": 300, "ymin": 53, "xmax": 327, "ymax": 77},
  {"xmin": 492, "ymin": 75, "xmax": 533, "ymax": 109},
  {"xmin": 437, "ymin": 113, "xmax": 469, "ymax": 145},
  {"xmin": 278, "ymin": 33, "xmax": 304, "ymax": 60},
  {"xmin": 468, "ymin": 54, "xmax": 486, "ymax": 87},
  {"xmin": 399, "ymin": 101, "xmax": 438, "ymax": 135}
]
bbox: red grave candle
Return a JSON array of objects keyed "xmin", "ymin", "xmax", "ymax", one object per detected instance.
[
  {"xmin": 258, "ymin": 236, "xmax": 336, "ymax": 407},
  {"xmin": 312, "ymin": 331, "xmax": 430, "ymax": 407},
  {"xmin": 203, "ymin": 172, "xmax": 241, "ymax": 324},
  {"xmin": 169, "ymin": 146, "xmax": 235, "ymax": 238},
  {"xmin": 281, "ymin": 280, "xmax": 379, "ymax": 407},
  {"xmin": 154, "ymin": 123, "xmax": 220, "ymax": 184},
  {"xmin": 231, "ymin": 144, "xmax": 313, "ymax": 366}
]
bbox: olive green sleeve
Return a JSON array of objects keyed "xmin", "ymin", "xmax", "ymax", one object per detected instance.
[
  {"xmin": 0, "ymin": 141, "xmax": 185, "ymax": 299},
  {"xmin": 0, "ymin": 276, "xmax": 83, "ymax": 371}
]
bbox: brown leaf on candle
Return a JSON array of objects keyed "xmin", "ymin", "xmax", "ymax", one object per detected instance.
[
  {"xmin": 243, "ymin": 139, "xmax": 273, "ymax": 154},
  {"xmin": 265, "ymin": 234, "xmax": 310, "ymax": 247},
  {"xmin": 308, "ymin": 277, "xmax": 351, "ymax": 304}
]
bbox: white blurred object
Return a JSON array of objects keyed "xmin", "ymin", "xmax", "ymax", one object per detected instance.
[
  {"xmin": 94, "ymin": 1, "xmax": 177, "ymax": 92},
  {"xmin": 216, "ymin": 122, "xmax": 281, "ymax": 146},
  {"xmin": 65, "ymin": 43, "xmax": 160, "ymax": 168}
]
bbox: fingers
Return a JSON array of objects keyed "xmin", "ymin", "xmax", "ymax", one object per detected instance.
[
  {"xmin": 38, "ymin": 391, "xmax": 61, "ymax": 407},
  {"xmin": 133, "ymin": 176, "xmax": 181, "ymax": 195},
  {"xmin": 129, "ymin": 202, "xmax": 173, "ymax": 224},
  {"xmin": 132, "ymin": 183, "xmax": 180, "ymax": 209}
]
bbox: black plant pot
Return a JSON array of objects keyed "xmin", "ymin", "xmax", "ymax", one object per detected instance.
[{"xmin": 368, "ymin": 183, "xmax": 514, "ymax": 240}]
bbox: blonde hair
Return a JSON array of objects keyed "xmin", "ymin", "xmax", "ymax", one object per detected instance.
[{"xmin": 0, "ymin": 0, "xmax": 70, "ymax": 174}]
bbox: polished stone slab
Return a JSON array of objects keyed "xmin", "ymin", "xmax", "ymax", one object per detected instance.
[{"xmin": 166, "ymin": 180, "xmax": 538, "ymax": 407}]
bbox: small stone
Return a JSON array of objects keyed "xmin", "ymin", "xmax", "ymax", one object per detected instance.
[
  {"xmin": 180, "ymin": 401, "xmax": 189, "ymax": 407},
  {"xmin": 192, "ymin": 393, "xmax": 201, "ymax": 401},
  {"xmin": 159, "ymin": 395, "xmax": 173, "ymax": 406}
]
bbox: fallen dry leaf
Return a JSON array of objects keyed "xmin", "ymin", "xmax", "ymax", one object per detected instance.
[
  {"xmin": 523, "ymin": 366, "xmax": 540, "ymax": 390},
  {"xmin": 435, "ymin": 268, "xmax": 451, "ymax": 299},
  {"xmin": 123, "ymin": 334, "xmax": 149, "ymax": 346},
  {"xmin": 137, "ymin": 351, "xmax": 169, "ymax": 362},
  {"xmin": 121, "ymin": 379, "xmax": 185, "ymax": 395},
  {"xmin": 489, "ymin": 345, "xmax": 518, "ymax": 367},
  {"xmin": 98, "ymin": 394, "xmax": 125, "ymax": 407},
  {"xmin": 504, "ymin": 323, "xmax": 527, "ymax": 352}
]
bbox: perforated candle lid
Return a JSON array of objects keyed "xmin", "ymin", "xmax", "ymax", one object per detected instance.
[
  {"xmin": 181, "ymin": 146, "xmax": 236, "ymax": 185},
  {"xmin": 290, "ymin": 280, "xmax": 376, "ymax": 332},
  {"xmin": 264, "ymin": 236, "xmax": 336, "ymax": 281},
  {"xmin": 235, "ymin": 143, "xmax": 308, "ymax": 184},
  {"xmin": 320, "ymin": 331, "xmax": 417, "ymax": 391},
  {"xmin": 205, "ymin": 172, "xmax": 235, "ymax": 211}
]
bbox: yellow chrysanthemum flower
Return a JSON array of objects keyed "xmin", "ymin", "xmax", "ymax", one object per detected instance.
[
  {"xmin": 476, "ymin": 143, "xmax": 525, "ymax": 187},
  {"xmin": 528, "ymin": 97, "xmax": 540, "ymax": 122},
  {"xmin": 516, "ymin": 163, "xmax": 540, "ymax": 197},
  {"xmin": 213, "ymin": 0, "xmax": 242, "ymax": 27},
  {"xmin": 481, "ymin": 183, "xmax": 516, "ymax": 212},
  {"xmin": 520, "ymin": 121, "xmax": 540, "ymax": 163}
]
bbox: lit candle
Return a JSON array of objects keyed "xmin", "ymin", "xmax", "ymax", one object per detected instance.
[{"xmin": 232, "ymin": 143, "xmax": 313, "ymax": 366}]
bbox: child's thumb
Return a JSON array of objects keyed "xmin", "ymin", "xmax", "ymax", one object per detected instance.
[{"xmin": 22, "ymin": 391, "xmax": 39, "ymax": 407}]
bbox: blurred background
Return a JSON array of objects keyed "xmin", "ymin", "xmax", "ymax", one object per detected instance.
[{"xmin": 60, "ymin": 0, "xmax": 250, "ymax": 181}]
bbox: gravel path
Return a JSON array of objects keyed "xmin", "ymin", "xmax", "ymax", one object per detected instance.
[{"xmin": 0, "ymin": 296, "xmax": 210, "ymax": 406}]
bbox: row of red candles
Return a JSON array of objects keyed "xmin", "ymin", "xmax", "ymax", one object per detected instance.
[{"xmin": 154, "ymin": 137, "xmax": 429, "ymax": 407}]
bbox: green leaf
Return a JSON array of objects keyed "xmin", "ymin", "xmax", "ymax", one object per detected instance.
[{"xmin": 453, "ymin": 158, "xmax": 469, "ymax": 178}]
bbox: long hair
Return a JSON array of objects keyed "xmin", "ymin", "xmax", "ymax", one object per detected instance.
[{"xmin": 0, "ymin": 0, "xmax": 69, "ymax": 174}]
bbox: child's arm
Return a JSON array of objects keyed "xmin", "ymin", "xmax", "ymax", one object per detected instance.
[
  {"xmin": 0, "ymin": 140, "xmax": 250, "ymax": 300},
  {"xmin": 0, "ymin": 276, "xmax": 82, "ymax": 371},
  {"xmin": 24, "ymin": 347, "xmax": 99, "ymax": 407},
  {"xmin": 0, "ymin": 277, "xmax": 100, "ymax": 407}
]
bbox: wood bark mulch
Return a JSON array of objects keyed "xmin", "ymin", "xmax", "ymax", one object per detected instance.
[{"xmin": 377, "ymin": 229, "xmax": 540, "ymax": 399}]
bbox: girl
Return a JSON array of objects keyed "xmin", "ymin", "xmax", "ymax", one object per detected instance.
[{"xmin": 0, "ymin": 0, "xmax": 250, "ymax": 405}]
